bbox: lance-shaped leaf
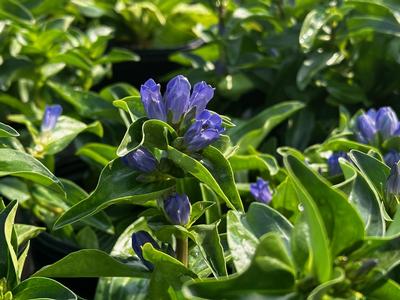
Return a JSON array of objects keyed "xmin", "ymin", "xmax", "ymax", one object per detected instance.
[
  {"xmin": 12, "ymin": 277, "xmax": 77, "ymax": 300},
  {"xmin": 0, "ymin": 149, "xmax": 63, "ymax": 193},
  {"xmin": 285, "ymin": 155, "xmax": 365, "ymax": 256},
  {"xmin": 0, "ymin": 122, "xmax": 19, "ymax": 138},
  {"xmin": 54, "ymin": 159, "xmax": 175, "ymax": 229},
  {"xmin": 228, "ymin": 101, "xmax": 304, "ymax": 153},
  {"xmin": 336, "ymin": 159, "xmax": 385, "ymax": 236},
  {"xmin": 40, "ymin": 116, "xmax": 103, "ymax": 155},
  {"xmin": 167, "ymin": 146, "xmax": 243, "ymax": 211},
  {"xmin": 33, "ymin": 249, "xmax": 150, "ymax": 278}
]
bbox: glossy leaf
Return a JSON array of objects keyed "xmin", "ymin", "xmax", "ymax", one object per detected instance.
[
  {"xmin": 54, "ymin": 159, "xmax": 175, "ymax": 228},
  {"xmin": 0, "ymin": 122, "xmax": 19, "ymax": 138},
  {"xmin": 12, "ymin": 277, "xmax": 77, "ymax": 300},
  {"xmin": 0, "ymin": 149, "xmax": 63, "ymax": 193},
  {"xmin": 184, "ymin": 233, "xmax": 295, "ymax": 299},
  {"xmin": 76, "ymin": 143, "xmax": 117, "ymax": 166},
  {"xmin": 33, "ymin": 249, "xmax": 150, "ymax": 278},
  {"xmin": 229, "ymin": 101, "xmax": 304, "ymax": 153}
]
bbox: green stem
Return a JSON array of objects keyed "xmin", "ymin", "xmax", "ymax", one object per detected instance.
[{"xmin": 176, "ymin": 236, "xmax": 188, "ymax": 267}]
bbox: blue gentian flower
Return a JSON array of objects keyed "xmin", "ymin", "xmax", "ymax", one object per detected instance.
[
  {"xmin": 384, "ymin": 150, "xmax": 400, "ymax": 168},
  {"xmin": 183, "ymin": 110, "xmax": 224, "ymax": 152},
  {"xmin": 386, "ymin": 163, "xmax": 400, "ymax": 196},
  {"xmin": 356, "ymin": 112, "xmax": 377, "ymax": 144},
  {"xmin": 356, "ymin": 107, "xmax": 400, "ymax": 144},
  {"xmin": 163, "ymin": 193, "xmax": 191, "ymax": 226},
  {"xmin": 41, "ymin": 105, "xmax": 62, "ymax": 132},
  {"xmin": 189, "ymin": 81, "xmax": 214, "ymax": 116},
  {"xmin": 131, "ymin": 231, "xmax": 160, "ymax": 270},
  {"xmin": 376, "ymin": 107, "xmax": 398, "ymax": 140},
  {"xmin": 328, "ymin": 151, "xmax": 348, "ymax": 176},
  {"xmin": 140, "ymin": 79, "xmax": 167, "ymax": 121},
  {"xmin": 122, "ymin": 146, "xmax": 157, "ymax": 173},
  {"xmin": 164, "ymin": 75, "xmax": 191, "ymax": 124},
  {"xmin": 250, "ymin": 178, "xmax": 272, "ymax": 204}
]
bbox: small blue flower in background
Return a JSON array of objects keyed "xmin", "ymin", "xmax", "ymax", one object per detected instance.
[
  {"xmin": 356, "ymin": 107, "xmax": 399, "ymax": 144},
  {"xmin": 41, "ymin": 105, "xmax": 62, "ymax": 132},
  {"xmin": 376, "ymin": 107, "xmax": 398, "ymax": 140},
  {"xmin": 131, "ymin": 231, "xmax": 160, "ymax": 270},
  {"xmin": 189, "ymin": 81, "xmax": 214, "ymax": 116},
  {"xmin": 122, "ymin": 146, "xmax": 157, "ymax": 173},
  {"xmin": 164, "ymin": 75, "xmax": 191, "ymax": 124},
  {"xmin": 328, "ymin": 151, "xmax": 348, "ymax": 176},
  {"xmin": 386, "ymin": 163, "xmax": 400, "ymax": 196},
  {"xmin": 250, "ymin": 178, "xmax": 272, "ymax": 204},
  {"xmin": 384, "ymin": 150, "xmax": 400, "ymax": 168},
  {"xmin": 140, "ymin": 79, "xmax": 167, "ymax": 121},
  {"xmin": 163, "ymin": 193, "xmax": 191, "ymax": 226},
  {"xmin": 183, "ymin": 110, "xmax": 224, "ymax": 152}
]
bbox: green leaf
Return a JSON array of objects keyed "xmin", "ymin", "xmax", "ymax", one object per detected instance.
[
  {"xmin": 14, "ymin": 224, "xmax": 45, "ymax": 247},
  {"xmin": 229, "ymin": 101, "xmax": 304, "ymax": 153},
  {"xmin": 0, "ymin": 149, "xmax": 63, "ymax": 193},
  {"xmin": 143, "ymin": 243, "xmax": 196, "ymax": 299},
  {"xmin": 227, "ymin": 210, "xmax": 259, "ymax": 272},
  {"xmin": 307, "ymin": 268, "xmax": 345, "ymax": 300},
  {"xmin": 47, "ymin": 81, "xmax": 117, "ymax": 120},
  {"xmin": 98, "ymin": 48, "xmax": 140, "ymax": 64},
  {"xmin": 202, "ymin": 146, "xmax": 243, "ymax": 211},
  {"xmin": 320, "ymin": 138, "xmax": 374, "ymax": 153},
  {"xmin": 184, "ymin": 233, "xmax": 295, "ymax": 299},
  {"xmin": 297, "ymin": 52, "xmax": 344, "ymax": 90},
  {"xmin": 12, "ymin": 277, "xmax": 77, "ymax": 300},
  {"xmin": 54, "ymin": 159, "xmax": 175, "ymax": 229},
  {"xmin": 39, "ymin": 116, "xmax": 102, "ymax": 155},
  {"xmin": 338, "ymin": 160, "xmax": 385, "ymax": 236},
  {"xmin": 349, "ymin": 150, "xmax": 390, "ymax": 198},
  {"xmin": 50, "ymin": 50, "xmax": 92, "ymax": 72},
  {"xmin": 0, "ymin": 122, "xmax": 19, "ymax": 138},
  {"xmin": 33, "ymin": 249, "xmax": 150, "ymax": 278},
  {"xmin": 365, "ymin": 279, "xmax": 400, "ymax": 300},
  {"xmin": 191, "ymin": 223, "xmax": 227, "ymax": 277},
  {"xmin": 0, "ymin": 200, "xmax": 19, "ymax": 288},
  {"xmin": 229, "ymin": 153, "xmax": 280, "ymax": 176},
  {"xmin": 285, "ymin": 155, "xmax": 365, "ymax": 256},
  {"xmin": 76, "ymin": 143, "xmax": 117, "ymax": 166},
  {"xmin": 117, "ymin": 118, "xmax": 177, "ymax": 156},
  {"xmin": 113, "ymin": 96, "xmax": 146, "ymax": 122},
  {"xmin": 167, "ymin": 146, "xmax": 242, "ymax": 211},
  {"xmin": 0, "ymin": 1, "xmax": 33, "ymax": 24},
  {"xmin": 100, "ymin": 83, "xmax": 139, "ymax": 101}
]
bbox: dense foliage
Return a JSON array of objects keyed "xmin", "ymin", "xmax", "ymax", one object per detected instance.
[{"xmin": 0, "ymin": 0, "xmax": 400, "ymax": 299}]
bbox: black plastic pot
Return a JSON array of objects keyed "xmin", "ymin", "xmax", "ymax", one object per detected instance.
[{"xmin": 97, "ymin": 39, "xmax": 204, "ymax": 89}]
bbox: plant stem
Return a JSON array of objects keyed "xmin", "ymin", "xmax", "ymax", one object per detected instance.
[{"xmin": 176, "ymin": 236, "xmax": 188, "ymax": 267}]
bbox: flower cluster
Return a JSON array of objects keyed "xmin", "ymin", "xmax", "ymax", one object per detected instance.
[
  {"xmin": 140, "ymin": 75, "xmax": 224, "ymax": 152},
  {"xmin": 356, "ymin": 107, "xmax": 400, "ymax": 167},
  {"xmin": 356, "ymin": 107, "xmax": 399, "ymax": 144},
  {"xmin": 250, "ymin": 178, "xmax": 272, "ymax": 204}
]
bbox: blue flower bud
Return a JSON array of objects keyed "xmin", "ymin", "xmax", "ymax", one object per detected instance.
[
  {"xmin": 164, "ymin": 75, "xmax": 191, "ymax": 124},
  {"xmin": 189, "ymin": 81, "xmax": 214, "ymax": 116},
  {"xmin": 183, "ymin": 110, "xmax": 224, "ymax": 152},
  {"xmin": 41, "ymin": 105, "xmax": 62, "ymax": 132},
  {"xmin": 250, "ymin": 178, "xmax": 272, "ymax": 204},
  {"xmin": 376, "ymin": 107, "xmax": 399, "ymax": 140},
  {"xmin": 328, "ymin": 151, "xmax": 348, "ymax": 176},
  {"xmin": 386, "ymin": 163, "xmax": 400, "ymax": 196},
  {"xmin": 122, "ymin": 147, "xmax": 157, "ymax": 173},
  {"xmin": 140, "ymin": 79, "xmax": 167, "ymax": 121},
  {"xmin": 384, "ymin": 150, "xmax": 400, "ymax": 168},
  {"xmin": 356, "ymin": 113, "xmax": 377, "ymax": 144},
  {"xmin": 131, "ymin": 230, "xmax": 160, "ymax": 270},
  {"xmin": 163, "ymin": 193, "xmax": 191, "ymax": 226}
]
